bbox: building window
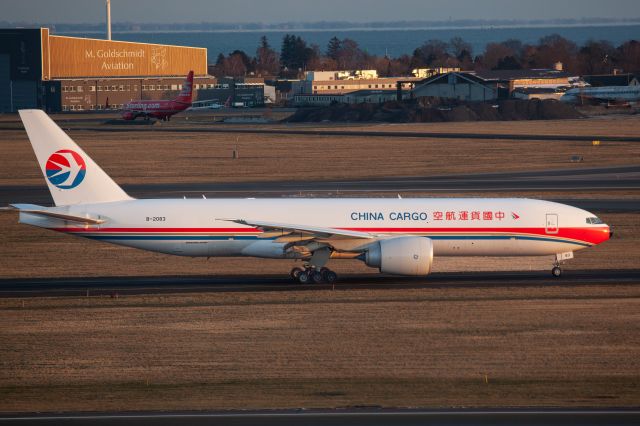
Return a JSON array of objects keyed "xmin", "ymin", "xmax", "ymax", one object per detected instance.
[
  {"xmin": 89, "ymin": 86, "xmax": 95, "ymax": 92},
  {"xmin": 111, "ymin": 85, "xmax": 116, "ymax": 91},
  {"xmin": 77, "ymin": 86, "xmax": 83, "ymax": 92}
]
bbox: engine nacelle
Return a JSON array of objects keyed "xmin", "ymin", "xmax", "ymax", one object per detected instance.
[{"xmin": 365, "ymin": 237, "xmax": 433, "ymax": 276}]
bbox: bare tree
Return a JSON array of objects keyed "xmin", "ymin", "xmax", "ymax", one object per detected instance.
[
  {"xmin": 534, "ymin": 34, "xmax": 578, "ymax": 70},
  {"xmin": 256, "ymin": 36, "xmax": 280, "ymax": 76},
  {"xmin": 479, "ymin": 43, "xmax": 515, "ymax": 70},
  {"xmin": 615, "ymin": 40, "xmax": 640, "ymax": 73},
  {"xmin": 412, "ymin": 40, "xmax": 450, "ymax": 67},
  {"xmin": 577, "ymin": 40, "xmax": 616, "ymax": 75}
]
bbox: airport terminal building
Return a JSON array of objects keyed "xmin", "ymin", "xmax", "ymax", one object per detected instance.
[{"xmin": 0, "ymin": 28, "xmax": 218, "ymax": 112}]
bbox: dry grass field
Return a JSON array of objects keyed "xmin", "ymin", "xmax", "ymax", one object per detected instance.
[
  {"xmin": 1, "ymin": 284, "xmax": 639, "ymax": 412},
  {"xmin": 1, "ymin": 115, "xmax": 639, "ymax": 187}
]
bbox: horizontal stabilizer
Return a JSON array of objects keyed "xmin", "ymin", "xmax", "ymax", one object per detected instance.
[{"xmin": 11, "ymin": 204, "xmax": 106, "ymax": 224}]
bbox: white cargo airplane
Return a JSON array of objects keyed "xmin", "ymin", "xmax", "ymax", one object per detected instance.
[{"xmin": 12, "ymin": 110, "xmax": 611, "ymax": 283}]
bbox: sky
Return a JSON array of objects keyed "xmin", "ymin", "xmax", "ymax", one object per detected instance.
[{"xmin": 3, "ymin": 0, "xmax": 639, "ymax": 24}]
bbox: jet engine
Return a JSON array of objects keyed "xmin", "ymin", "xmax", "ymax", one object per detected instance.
[{"xmin": 364, "ymin": 237, "xmax": 433, "ymax": 276}]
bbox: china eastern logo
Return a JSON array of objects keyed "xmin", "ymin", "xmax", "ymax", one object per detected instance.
[{"xmin": 45, "ymin": 150, "xmax": 86, "ymax": 189}]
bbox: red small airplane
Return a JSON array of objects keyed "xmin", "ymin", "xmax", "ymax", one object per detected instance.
[{"xmin": 122, "ymin": 71, "xmax": 193, "ymax": 121}]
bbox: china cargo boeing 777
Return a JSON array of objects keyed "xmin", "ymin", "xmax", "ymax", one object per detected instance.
[
  {"xmin": 12, "ymin": 110, "xmax": 611, "ymax": 283},
  {"xmin": 121, "ymin": 71, "xmax": 193, "ymax": 121}
]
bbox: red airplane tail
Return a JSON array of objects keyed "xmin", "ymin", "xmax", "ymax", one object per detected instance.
[{"xmin": 175, "ymin": 71, "xmax": 194, "ymax": 105}]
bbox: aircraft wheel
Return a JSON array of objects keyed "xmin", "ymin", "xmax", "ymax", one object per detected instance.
[
  {"xmin": 290, "ymin": 267, "xmax": 303, "ymax": 280},
  {"xmin": 551, "ymin": 266, "xmax": 562, "ymax": 277},
  {"xmin": 297, "ymin": 271, "xmax": 310, "ymax": 284},
  {"xmin": 323, "ymin": 270, "xmax": 338, "ymax": 284},
  {"xmin": 311, "ymin": 271, "xmax": 324, "ymax": 284}
]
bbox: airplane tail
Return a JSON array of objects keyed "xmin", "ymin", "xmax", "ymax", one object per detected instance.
[
  {"xmin": 18, "ymin": 109, "xmax": 133, "ymax": 206},
  {"xmin": 174, "ymin": 70, "xmax": 194, "ymax": 104}
]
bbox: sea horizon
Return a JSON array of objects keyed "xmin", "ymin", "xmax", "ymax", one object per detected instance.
[{"xmin": 51, "ymin": 23, "xmax": 640, "ymax": 59}]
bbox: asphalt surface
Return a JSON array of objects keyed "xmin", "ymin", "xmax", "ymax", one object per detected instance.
[
  {"xmin": 26, "ymin": 123, "xmax": 640, "ymax": 143},
  {"xmin": 1, "ymin": 409, "xmax": 639, "ymax": 425},
  {"xmin": 1, "ymin": 269, "xmax": 638, "ymax": 298},
  {"xmin": 2, "ymin": 166, "xmax": 640, "ymax": 207},
  {"xmin": 0, "ymin": 116, "xmax": 640, "ymax": 142}
]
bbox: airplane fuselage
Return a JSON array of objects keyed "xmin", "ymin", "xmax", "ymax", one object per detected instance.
[
  {"xmin": 122, "ymin": 99, "xmax": 190, "ymax": 121},
  {"xmin": 19, "ymin": 198, "xmax": 610, "ymax": 259},
  {"xmin": 561, "ymin": 86, "xmax": 640, "ymax": 104}
]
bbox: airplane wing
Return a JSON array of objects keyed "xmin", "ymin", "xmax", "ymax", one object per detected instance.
[
  {"xmin": 220, "ymin": 218, "xmax": 374, "ymax": 240},
  {"xmin": 10, "ymin": 204, "xmax": 106, "ymax": 225}
]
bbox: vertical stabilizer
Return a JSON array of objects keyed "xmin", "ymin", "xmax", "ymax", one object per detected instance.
[
  {"xmin": 19, "ymin": 109, "xmax": 132, "ymax": 206},
  {"xmin": 175, "ymin": 70, "xmax": 194, "ymax": 104}
]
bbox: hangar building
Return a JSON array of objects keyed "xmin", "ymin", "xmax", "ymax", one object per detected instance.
[{"xmin": 0, "ymin": 28, "xmax": 217, "ymax": 112}]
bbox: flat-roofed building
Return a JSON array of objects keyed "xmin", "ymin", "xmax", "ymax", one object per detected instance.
[
  {"xmin": 305, "ymin": 77, "xmax": 420, "ymax": 95},
  {"xmin": 304, "ymin": 69, "xmax": 379, "ymax": 81},
  {"xmin": 583, "ymin": 73, "xmax": 640, "ymax": 87},
  {"xmin": 294, "ymin": 89, "xmax": 399, "ymax": 106},
  {"xmin": 0, "ymin": 28, "xmax": 214, "ymax": 112}
]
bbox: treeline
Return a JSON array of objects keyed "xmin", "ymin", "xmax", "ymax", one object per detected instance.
[{"xmin": 210, "ymin": 34, "xmax": 640, "ymax": 78}]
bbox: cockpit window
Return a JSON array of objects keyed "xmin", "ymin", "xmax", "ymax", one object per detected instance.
[{"xmin": 586, "ymin": 217, "xmax": 604, "ymax": 224}]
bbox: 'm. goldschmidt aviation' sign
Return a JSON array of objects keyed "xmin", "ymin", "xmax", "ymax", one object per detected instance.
[{"xmin": 46, "ymin": 36, "xmax": 206, "ymax": 78}]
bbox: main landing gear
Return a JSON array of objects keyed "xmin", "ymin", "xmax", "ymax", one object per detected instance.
[
  {"xmin": 290, "ymin": 266, "xmax": 338, "ymax": 284},
  {"xmin": 290, "ymin": 247, "xmax": 337, "ymax": 284}
]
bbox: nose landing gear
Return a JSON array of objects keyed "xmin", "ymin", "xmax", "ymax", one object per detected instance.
[{"xmin": 551, "ymin": 252, "xmax": 573, "ymax": 278}]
